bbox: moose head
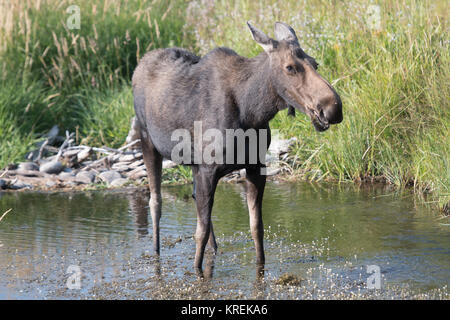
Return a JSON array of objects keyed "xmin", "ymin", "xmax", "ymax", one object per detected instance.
[{"xmin": 247, "ymin": 21, "xmax": 343, "ymax": 131}]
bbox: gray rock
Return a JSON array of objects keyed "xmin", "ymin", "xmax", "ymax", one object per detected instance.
[
  {"xmin": 39, "ymin": 161, "xmax": 64, "ymax": 174},
  {"xmin": 263, "ymin": 167, "xmax": 281, "ymax": 176},
  {"xmin": 18, "ymin": 162, "xmax": 39, "ymax": 171},
  {"xmin": 110, "ymin": 178, "xmax": 129, "ymax": 188},
  {"xmin": 0, "ymin": 179, "xmax": 7, "ymax": 189},
  {"xmin": 129, "ymin": 170, "xmax": 147, "ymax": 180},
  {"xmin": 10, "ymin": 180, "xmax": 32, "ymax": 190},
  {"xmin": 58, "ymin": 171, "xmax": 75, "ymax": 181},
  {"xmin": 45, "ymin": 180, "xmax": 57, "ymax": 188},
  {"xmin": 129, "ymin": 160, "xmax": 144, "ymax": 168},
  {"xmin": 268, "ymin": 137, "xmax": 297, "ymax": 156},
  {"xmin": 75, "ymin": 171, "xmax": 95, "ymax": 184},
  {"xmin": 64, "ymin": 181, "xmax": 78, "ymax": 188},
  {"xmin": 111, "ymin": 164, "xmax": 131, "ymax": 172},
  {"xmin": 163, "ymin": 159, "xmax": 178, "ymax": 169},
  {"xmin": 265, "ymin": 154, "xmax": 278, "ymax": 165},
  {"xmin": 98, "ymin": 170, "xmax": 122, "ymax": 184},
  {"xmin": 125, "ymin": 166, "xmax": 147, "ymax": 180},
  {"xmin": 15, "ymin": 169, "xmax": 40, "ymax": 177},
  {"xmin": 118, "ymin": 153, "xmax": 139, "ymax": 162}
]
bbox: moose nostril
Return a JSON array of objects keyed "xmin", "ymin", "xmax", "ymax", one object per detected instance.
[{"xmin": 325, "ymin": 101, "xmax": 343, "ymax": 124}]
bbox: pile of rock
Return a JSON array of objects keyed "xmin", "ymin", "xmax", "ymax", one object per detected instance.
[{"xmin": 0, "ymin": 120, "xmax": 297, "ymax": 191}]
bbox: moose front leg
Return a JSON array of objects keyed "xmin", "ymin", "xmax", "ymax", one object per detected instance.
[
  {"xmin": 246, "ymin": 167, "xmax": 266, "ymax": 266},
  {"xmin": 192, "ymin": 168, "xmax": 218, "ymax": 272}
]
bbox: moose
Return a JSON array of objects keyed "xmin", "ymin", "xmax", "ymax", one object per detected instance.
[{"xmin": 132, "ymin": 22, "xmax": 342, "ymax": 274}]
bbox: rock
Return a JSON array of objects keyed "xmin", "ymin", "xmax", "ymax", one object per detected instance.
[
  {"xmin": 15, "ymin": 169, "xmax": 41, "ymax": 177},
  {"xmin": 118, "ymin": 153, "xmax": 140, "ymax": 162},
  {"xmin": 163, "ymin": 159, "xmax": 178, "ymax": 169},
  {"xmin": 39, "ymin": 161, "xmax": 64, "ymax": 174},
  {"xmin": 0, "ymin": 179, "xmax": 7, "ymax": 189},
  {"xmin": 10, "ymin": 180, "xmax": 32, "ymax": 190},
  {"xmin": 268, "ymin": 137, "xmax": 297, "ymax": 156},
  {"xmin": 125, "ymin": 166, "xmax": 147, "ymax": 180},
  {"xmin": 265, "ymin": 154, "xmax": 278, "ymax": 165},
  {"xmin": 45, "ymin": 180, "xmax": 57, "ymax": 188},
  {"xmin": 107, "ymin": 154, "xmax": 122, "ymax": 163},
  {"xmin": 111, "ymin": 163, "xmax": 131, "ymax": 172},
  {"xmin": 275, "ymin": 273, "xmax": 303, "ymax": 286},
  {"xmin": 63, "ymin": 181, "xmax": 78, "ymax": 188},
  {"xmin": 77, "ymin": 147, "xmax": 92, "ymax": 162},
  {"xmin": 59, "ymin": 171, "xmax": 76, "ymax": 181},
  {"xmin": 262, "ymin": 167, "xmax": 281, "ymax": 176},
  {"xmin": 129, "ymin": 170, "xmax": 147, "ymax": 180},
  {"xmin": 18, "ymin": 162, "xmax": 39, "ymax": 171},
  {"xmin": 129, "ymin": 160, "xmax": 144, "ymax": 169},
  {"xmin": 98, "ymin": 170, "xmax": 122, "ymax": 184},
  {"xmin": 75, "ymin": 171, "xmax": 95, "ymax": 184},
  {"xmin": 110, "ymin": 178, "xmax": 129, "ymax": 188}
]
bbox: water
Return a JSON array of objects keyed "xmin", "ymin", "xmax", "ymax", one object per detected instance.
[{"xmin": 0, "ymin": 182, "xmax": 448, "ymax": 299}]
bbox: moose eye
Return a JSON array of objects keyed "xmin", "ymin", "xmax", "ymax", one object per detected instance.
[{"xmin": 286, "ymin": 65, "xmax": 295, "ymax": 73}]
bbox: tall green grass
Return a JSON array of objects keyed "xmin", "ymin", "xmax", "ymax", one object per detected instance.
[
  {"xmin": 0, "ymin": 0, "xmax": 190, "ymax": 163},
  {"xmin": 0, "ymin": 0, "xmax": 448, "ymax": 211}
]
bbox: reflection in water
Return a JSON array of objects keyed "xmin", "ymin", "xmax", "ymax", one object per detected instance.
[
  {"xmin": 0, "ymin": 182, "xmax": 448, "ymax": 299},
  {"xmin": 127, "ymin": 190, "xmax": 150, "ymax": 238}
]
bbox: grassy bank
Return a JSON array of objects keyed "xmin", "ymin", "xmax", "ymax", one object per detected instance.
[{"xmin": 0, "ymin": 0, "xmax": 448, "ymax": 211}]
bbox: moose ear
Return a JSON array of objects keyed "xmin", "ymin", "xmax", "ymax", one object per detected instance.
[
  {"xmin": 274, "ymin": 22, "xmax": 298, "ymax": 43},
  {"xmin": 247, "ymin": 21, "xmax": 275, "ymax": 53}
]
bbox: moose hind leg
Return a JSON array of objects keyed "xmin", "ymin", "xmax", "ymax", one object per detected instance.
[
  {"xmin": 193, "ymin": 168, "xmax": 218, "ymax": 271},
  {"xmin": 193, "ymin": 173, "xmax": 217, "ymax": 254},
  {"xmin": 140, "ymin": 132, "xmax": 163, "ymax": 254}
]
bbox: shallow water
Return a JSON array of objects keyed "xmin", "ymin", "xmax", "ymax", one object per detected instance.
[{"xmin": 0, "ymin": 182, "xmax": 448, "ymax": 299}]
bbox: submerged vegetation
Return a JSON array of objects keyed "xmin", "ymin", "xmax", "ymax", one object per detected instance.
[{"xmin": 0, "ymin": 0, "xmax": 448, "ymax": 211}]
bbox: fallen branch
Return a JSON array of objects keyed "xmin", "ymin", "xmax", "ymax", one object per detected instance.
[
  {"xmin": 0, "ymin": 170, "xmax": 7, "ymax": 178},
  {"xmin": 0, "ymin": 208, "xmax": 12, "ymax": 223},
  {"xmin": 81, "ymin": 154, "xmax": 110, "ymax": 171},
  {"xmin": 37, "ymin": 139, "xmax": 49, "ymax": 161},
  {"xmin": 100, "ymin": 139, "xmax": 141, "ymax": 155},
  {"xmin": 55, "ymin": 132, "xmax": 75, "ymax": 162}
]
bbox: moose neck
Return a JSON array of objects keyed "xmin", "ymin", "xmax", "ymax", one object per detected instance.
[{"xmin": 235, "ymin": 53, "xmax": 284, "ymax": 129}]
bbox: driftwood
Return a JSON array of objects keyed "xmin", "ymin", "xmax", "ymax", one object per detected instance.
[
  {"xmin": 0, "ymin": 123, "xmax": 295, "ymax": 191},
  {"xmin": 0, "ymin": 208, "xmax": 12, "ymax": 223}
]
